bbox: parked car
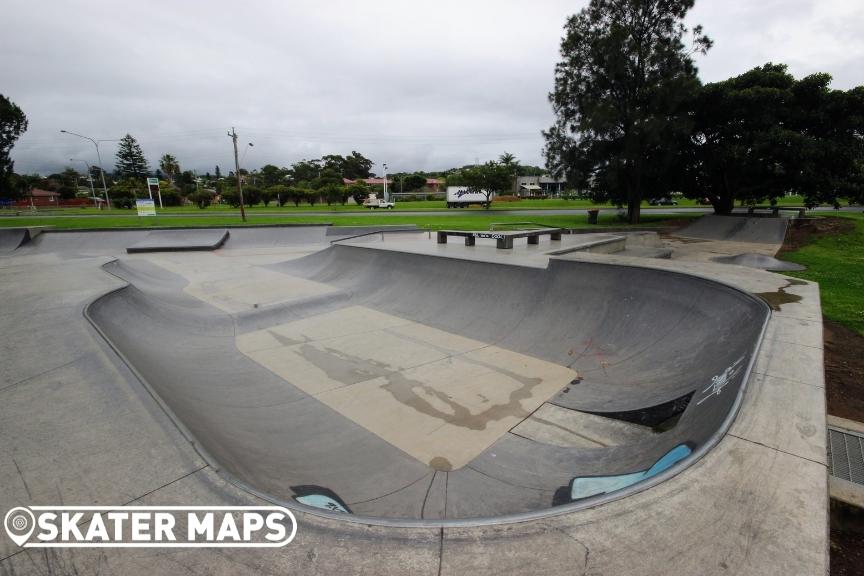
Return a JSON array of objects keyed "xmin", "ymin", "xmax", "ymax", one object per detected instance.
[
  {"xmin": 649, "ymin": 197, "xmax": 678, "ymax": 206},
  {"xmin": 362, "ymin": 193, "xmax": 394, "ymax": 209}
]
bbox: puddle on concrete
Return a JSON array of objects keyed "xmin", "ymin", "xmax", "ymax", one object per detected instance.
[
  {"xmin": 755, "ymin": 278, "xmax": 806, "ymax": 311},
  {"xmin": 268, "ymin": 329, "xmax": 309, "ymax": 347},
  {"xmin": 381, "ymin": 368, "xmax": 542, "ymax": 432},
  {"xmin": 429, "ymin": 456, "xmax": 453, "ymax": 471},
  {"xmin": 297, "ymin": 340, "xmax": 552, "ymax": 432},
  {"xmin": 296, "ymin": 344, "xmax": 394, "ymax": 385}
]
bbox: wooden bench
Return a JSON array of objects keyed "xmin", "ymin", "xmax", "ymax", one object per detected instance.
[{"xmin": 437, "ymin": 228, "xmax": 563, "ymax": 249}]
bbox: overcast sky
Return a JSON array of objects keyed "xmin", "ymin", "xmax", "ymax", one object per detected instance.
[{"xmin": 3, "ymin": 0, "xmax": 863, "ymax": 176}]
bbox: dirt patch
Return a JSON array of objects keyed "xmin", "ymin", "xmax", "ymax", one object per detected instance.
[
  {"xmin": 778, "ymin": 217, "xmax": 855, "ymax": 254},
  {"xmin": 824, "ymin": 320, "xmax": 864, "ymax": 422},
  {"xmin": 830, "ymin": 499, "xmax": 864, "ymax": 576}
]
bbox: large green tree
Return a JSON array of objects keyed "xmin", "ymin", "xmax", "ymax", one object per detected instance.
[
  {"xmin": 115, "ymin": 134, "xmax": 150, "ymax": 180},
  {"xmin": 159, "ymin": 153, "xmax": 180, "ymax": 182},
  {"xmin": 289, "ymin": 159, "xmax": 321, "ymax": 183},
  {"xmin": 544, "ymin": 0, "xmax": 711, "ymax": 223},
  {"xmin": 462, "ymin": 161, "xmax": 512, "ymax": 208},
  {"xmin": 322, "ymin": 151, "xmax": 374, "ymax": 180},
  {"xmin": 0, "ymin": 94, "xmax": 28, "ymax": 199},
  {"xmin": 684, "ymin": 64, "xmax": 864, "ymax": 212},
  {"xmin": 258, "ymin": 164, "xmax": 289, "ymax": 188},
  {"xmin": 683, "ymin": 64, "xmax": 796, "ymax": 213},
  {"xmin": 787, "ymin": 77, "xmax": 864, "ymax": 207},
  {"xmin": 401, "ymin": 173, "xmax": 427, "ymax": 192}
]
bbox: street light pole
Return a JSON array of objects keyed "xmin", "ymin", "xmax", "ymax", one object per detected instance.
[
  {"xmin": 228, "ymin": 127, "xmax": 247, "ymax": 222},
  {"xmin": 382, "ymin": 163, "xmax": 388, "ymax": 203},
  {"xmin": 60, "ymin": 130, "xmax": 114, "ymax": 208},
  {"xmin": 70, "ymin": 158, "xmax": 97, "ymax": 207}
]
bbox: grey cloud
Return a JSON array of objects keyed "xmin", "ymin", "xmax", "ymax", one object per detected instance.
[{"xmin": 3, "ymin": 0, "xmax": 862, "ymax": 176}]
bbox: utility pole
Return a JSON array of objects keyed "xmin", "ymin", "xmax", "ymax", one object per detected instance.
[
  {"xmin": 228, "ymin": 127, "xmax": 247, "ymax": 222},
  {"xmin": 60, "ymin": 130, "xmax": 116, "ymax": 208},
  {"xmin": 71, "ymin": 158, "xmax": 97, "ymax": 207}
]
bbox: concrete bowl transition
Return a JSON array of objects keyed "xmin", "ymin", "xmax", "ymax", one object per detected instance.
[{"xmin": 86, "ymin": 240, "xmax": 770, "ymax": 523}]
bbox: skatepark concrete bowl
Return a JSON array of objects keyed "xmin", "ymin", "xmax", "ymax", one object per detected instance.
[{"xmin": 84, "ymin": 237, "xmax": 770, "ymax": 524}]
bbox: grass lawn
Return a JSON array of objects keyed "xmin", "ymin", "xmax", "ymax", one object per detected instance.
[
  {"xmin": 2, "ymin": 195, "xmax": 811, "ymax": 216},
  {"xmin": 782, "ymin": 213, "xmax": 864, "ymax": 335},
  {"xmin": 0, "ymin": 211, "xmax": 701, "ymax": 232}
]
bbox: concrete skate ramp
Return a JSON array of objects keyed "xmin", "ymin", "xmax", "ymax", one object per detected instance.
[
  {"xmin": 712, "ymin": 253, "xmax": 806, "ymax": 271},
  {"xmin": 88, "ymin": 245, "xmax": 768, "ymax": 521},
  {"xmin": 126, "ymin": 229, "xmax": 229, "ymax": 253},
  {"xmin": 0, "ymin": 228, "xmax": 31, "ymax": 253},
  {"xmin": 677, "ymin": 215, "xmax": 788, "ymax": 244}
]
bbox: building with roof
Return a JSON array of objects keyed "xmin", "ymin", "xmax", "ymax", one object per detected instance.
[{"xmin": 515, "ymin": 176, "xmax": 567, "ymax": 197}]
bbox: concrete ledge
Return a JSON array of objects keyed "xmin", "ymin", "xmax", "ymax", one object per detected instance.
[{"xmin": 125, "ymin": 229, "xmax": 230, "ymax": 253}]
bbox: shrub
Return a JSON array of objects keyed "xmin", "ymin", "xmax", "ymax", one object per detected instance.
[
  {"xmin": 190, "ymin": 191, "xmax": 212, "ymax": 209},
  {"xmin": 322, "ymin": 183, "xmax": 346, "ymax": 206},
  {"xmin": 286, "ymin": 187, "xmax": 304, "ymax": 207},
  {"xmin": 305, "ymin": 189, "xmax": 321, "ymax": 206},
  {"xmin": 110, "ymin": 190, "xmax": 136, "ymax": 209},
  {"xmin": 108, "ymin": 178, "xmax": 146, "ymax": 209},
  {"xmin": 347, "ymin": 182, "xmax": 369, "ymax": 205},
  {"xmin": 221, "ymin": 186, "xmax": 260, "ymax": 207},
  {"xmin": 220, "ymin": 188, "xmax": 240, "ymax": 207},
  {"xmin": 160, "ymin": 189, "xmax": 182, "ymax": 207},
  {"xmin": 267, "ymin": 185, "xmax": 291, "ymax": 207},
  {"xmin": 242, "ymin": 186, "xmax": 261, "ymax": 206}
]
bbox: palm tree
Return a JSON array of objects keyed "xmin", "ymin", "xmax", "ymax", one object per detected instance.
[
  {"xmin": 499, "ymin": 152, "xmax": 519, "ymax": 194},
  {"xmin": 159, "ymin": 154, "xmax": 180, "ymax": 183}
]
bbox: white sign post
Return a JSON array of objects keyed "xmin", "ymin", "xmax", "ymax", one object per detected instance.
[
  {"xmin": 147, "ymin": 177, "xmax": 163, "ymax": 209},
  {"xmin": 135, "ymin": 199, "xmax": 156, "ymax": 217}
]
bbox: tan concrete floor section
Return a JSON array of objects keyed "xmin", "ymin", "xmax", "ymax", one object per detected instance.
[
  {"xmin": 147, "ymin": 254, "xmax": 335, "ymax": 313},
  {"xmin": 237, "ymin": 305, "xmax": 577, "ymax": 470}
]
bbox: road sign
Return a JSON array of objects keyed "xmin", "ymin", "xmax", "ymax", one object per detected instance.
[
  {"xmin": 136, "ymin": 199, "xmax": 156, "ymax": 217},
  {"xmin": 146, "ymin": 178, "xmax": 163, "ymax": 208}
]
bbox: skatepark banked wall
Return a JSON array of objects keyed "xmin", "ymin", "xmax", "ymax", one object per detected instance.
[{"xmin": 87, "ymin": 244, "xmax": 769, "ymax": 522}]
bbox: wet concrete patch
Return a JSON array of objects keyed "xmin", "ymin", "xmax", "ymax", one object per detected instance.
[
  {"xmin": 237, "ymin": 305, "xmax": 576, "ymax": 469},
  {"xmin": 755, "ymin": 279, "xmax": 807, "ymax": 311}
]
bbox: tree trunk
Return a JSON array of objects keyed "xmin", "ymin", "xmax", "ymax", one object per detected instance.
[
  {"xmin": 626, "ymin": 171, "xmax": 641, "ymax": 224},
  {"xmin": 627, "ymin": 194, "xmax": 640, "ymax": 224},
  {"xmin": 712, "ymin": 172, "xmax": 735, "ymax": 214}
]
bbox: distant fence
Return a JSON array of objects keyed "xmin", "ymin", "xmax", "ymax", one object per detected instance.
[{"xmin": 11, "ymin": 198, "xmax": 102, "ymax": 208}]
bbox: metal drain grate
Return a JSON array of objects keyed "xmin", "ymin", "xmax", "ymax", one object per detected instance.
[{"xmin": 828, "ymin": 427, "xmax": 864, "ymax": 485}]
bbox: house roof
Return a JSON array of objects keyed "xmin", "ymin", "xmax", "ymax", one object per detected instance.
[
  {"xmin": 343, "ymin": 178, "xmax": 393, "ymax": 185},
  {"xmin": 520, "ymin": 184, "xmax": 542, "ymax": 191},
  {"xmin": 30, "ymin": 188, "xmax": 61, "ymax": 197}
]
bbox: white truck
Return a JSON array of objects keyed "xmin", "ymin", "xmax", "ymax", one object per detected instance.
[
  {"xmin": 362, "ymin": 193, "xmax": 395, "ymax": 209},
  {"xmin": 446, "ymin": 186, "xmax": 491, "ymax": 208}
]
